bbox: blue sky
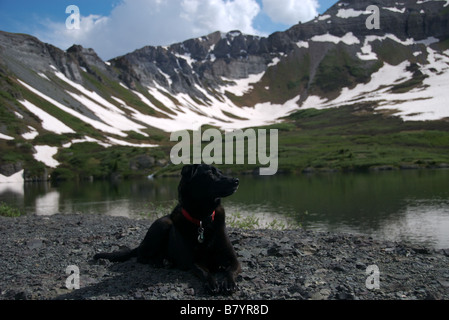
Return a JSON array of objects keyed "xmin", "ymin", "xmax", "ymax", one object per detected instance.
[{"xmin": 0, "ymin": 0, "xmax": 338, "ymax": 59}]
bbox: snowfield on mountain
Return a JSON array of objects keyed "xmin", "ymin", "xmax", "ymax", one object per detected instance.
[{"xmin": 1, "ymin": 0, "xmax": 449, "ymax": 179}]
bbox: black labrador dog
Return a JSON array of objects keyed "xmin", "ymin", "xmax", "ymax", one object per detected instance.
[{"xmin": 94, "ymin": 164, "xmax": 241, "ymax": 293}]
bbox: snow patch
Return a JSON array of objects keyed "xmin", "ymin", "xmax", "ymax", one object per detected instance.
[
  {"xmin": 38, "ymin": 73, "xmax": 50, "ymax": 81},
  {"xmin": 220, "ymin": 72, "xmax": 265, "ymax": 97},
  {"xmin": 63, "ymin": 136, "xmax": 112, "ymax": 148},
  {"xmin": 0, "ymin": 170, "xmax": 24, "ymax": 184},
  {"xmin": 66, "ymin": 91, "xmax": 148, "ymax": 137},
  {"xmin": 311, "ymin": 32, "xmax": 360, "ymax": 45},
  {"xmin": 54, "ymin": 71, "xmax": 125, "ymax": 114},
  {"xmin": 147, "ymin": 86, "xmax": 179, "ymax": 114},
  {"xmin": 417, "ymin": 0, "xmax": 449, "ymax": 7},
  {"xmin": 208, "ymin": 53, "xmax": 216, "ymax": 62},
  {"xmin": 318, "ymin": 14, "xmax": 331, "ymax": 21},
  {"xmin": 268, "ymin": 57, "xmax": 281, "ymax": 67},
  {"xmin": 302, "ymin": 62, "xmax": 413, "ymax": 109},
  {"xmin": 0, "ymin": 133, "xmax": 14, "ymax": 140},
  {"xmin": 22, "ymin": 126, "xmax": 39, "ymax": 140},
  {"xmin": 336, "ymin": 8, "xmax": 369, "ymax": 18},
  {"xmin": 301, "ymin": 51, "xmax": 449, "ymax": 121},
  {"xmin": 296, "ymin": 41, "xmax": 309, "ymax": 49},
  {"xmin": 18, "ymin": 100, "xmax": 75, "ymax": 134},
  {"xmin": 107, "ymin": 137, "xmax": 158, "ymax": 148},
  {"xmin": 357, "ymin": 34, "xmax": 415, "ymax": 61},
  {"xmin": 131, "ymin": 89, "xmax": 174, "ymax": 117},
  {"xmin": 123, "ymin": 79, "xmax": 301, "ymax": 132},
  {"xmin": 383, "ymin": 7, "xmax": 406, "ymax": 13},
  {"xmin": 34, "ymin": 145, "xmax": 60, "ymax": 168},
  {"xmin": 158, "ymin": 69, "xmax": 173, "ymax": 87},
  {"xmin": 174, "ymin": 53, "xmax": 196, "ymax": 68},
  {"xmin": 17, "ymin": 79, "xmax": 127, "ymax": 137}
]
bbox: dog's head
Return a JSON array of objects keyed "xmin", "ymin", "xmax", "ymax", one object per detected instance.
[{"xmin": 178, "ymin": 164, "xmax": 239, "ymax": 204}]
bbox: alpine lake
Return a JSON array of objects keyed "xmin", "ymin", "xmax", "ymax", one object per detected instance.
[{"xmin": 1, "ymin": 169, "xmax": 449, "ymax": 249}]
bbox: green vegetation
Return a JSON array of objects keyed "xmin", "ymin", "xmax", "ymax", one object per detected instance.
[
  {"xmin": 138, "ymin": 200, "xmax": 178, "ymax": 220},
  {"xmin": 312, "ymin": 48, "xmax": 382, "ymax": 94},
  {"xmin": 227, "ymin": 212, "xmax": 301, "ymax": 230},
  {"xmin": 54, "ymin": 142, "xmax": 169, "ymax": 181},
  {"xmin": 373, "ymin": 38, "xmax": 416, "ymax": 66},
  {"xmin": 158, "ymin": 103, "xmax": 449, "ymax": 176},
  {"xmin": 226, "ymin": 51, "xmax": 311, "ymax": 106},
  {"xmin": 0, "ymin": 202, "xmax": 23, "ymax": 217},
  {"xmin": 2, "ymin": 46, "xmax": 449, "ymax": 182},
  {"xmin": 0, "ymin": 63, "xmax": 173, "ymax": 182},
  {"xmin": 274, "ymin": 104, "xmax": 449, "ymax": 173},
  {"xmin": 3, "ymin": 83, "xmax": 449, "ymax": 181}
]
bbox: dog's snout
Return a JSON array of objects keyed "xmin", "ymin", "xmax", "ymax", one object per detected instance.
[{"xmin": 233, "ymin": 178, "xmax": 239, "ymax": 186}]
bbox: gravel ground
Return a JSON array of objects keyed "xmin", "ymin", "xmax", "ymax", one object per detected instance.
[{"xmin": 1, "ymin": 214, "xmax": 448, "ymax": 301}]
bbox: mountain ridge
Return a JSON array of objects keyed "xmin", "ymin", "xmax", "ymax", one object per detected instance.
[{"xmin": 1, "ymin": 0, "xmax": 449, "ymax": 180}]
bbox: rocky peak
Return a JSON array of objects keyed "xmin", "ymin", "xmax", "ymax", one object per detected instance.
[
  {"xmin": 0, "ymin": 0, "xmax": 448, "ymax": 138},
  {"xmin": 108, "ymin": 0, "xmax": 449, "ymax": 98},
  {"xmin": 286, "ymin": 0, "xmax": 449, "ymax": 41},
  {"xmin": 67, "ymin": 45, "xmax": 106, "ymax": 70}
]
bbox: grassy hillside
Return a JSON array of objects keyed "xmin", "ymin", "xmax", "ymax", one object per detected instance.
[
  {"xmin": 34, "ymin": 103, "xmax": 449, "ymax": 179},
  {"xmin": 274, "ymin": 104, "xmax": 449, "ymax": 173},
  {"xmin": 3, "ymin": 69, "xmax": 449, "ymax": 180},
  {"xmin": 156, "ymin": 103, "xmax": 449, "ymax": 176},
  {"xmin": 2, "ymin": 43, "xmax": 449, "ymax": 180}
]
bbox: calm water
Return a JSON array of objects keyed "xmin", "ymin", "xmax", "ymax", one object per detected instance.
[{"xmin": 1, "ymin": 169, "xmax": 449, "ymax": 249}]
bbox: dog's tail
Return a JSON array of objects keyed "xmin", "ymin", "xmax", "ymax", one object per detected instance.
[{"xmin": 94, "ymin": 246, "xmax": 138, "ymax": 262}]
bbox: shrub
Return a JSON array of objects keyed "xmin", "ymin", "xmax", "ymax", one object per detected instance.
[{"xmin": 0, "ymin": 202, "xmax": 23, "ymax": 217}]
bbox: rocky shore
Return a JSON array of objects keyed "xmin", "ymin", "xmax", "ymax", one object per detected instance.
[{"xmin": 1, "ymin": 214, "xmax": 448, "ymax": 301}]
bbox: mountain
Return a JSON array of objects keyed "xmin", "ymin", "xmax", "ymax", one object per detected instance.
[{"xmin": 1, "ymin": 0, "xmax": 449, "ymax": 180}]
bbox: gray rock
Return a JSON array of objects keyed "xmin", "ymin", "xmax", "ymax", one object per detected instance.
[
  {"xmin": 1, "ymin": 214, "xmax": 449, "ymax": 301},
  {"xmin": 129, "ymin": 155, "xmax": 155, "ymax": 171},
  {"xmin": 0, "ymin": 162, "xmax": 23, "ymax": 177}
]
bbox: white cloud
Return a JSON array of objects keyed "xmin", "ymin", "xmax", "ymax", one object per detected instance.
[
  {"xmin": 37, "ymin": 0, "xmax": 261, "ymax": 60},
  {"xmin": 35, "ymin": 0, "xmax": 321, "ymax": 60},
  {"xmin": 181, "ymin": 0, "xmax": 260, "ymax": 35},
  {"xmin": 262, "ymin": 0, "xmax": 319, "ymax": 25}
]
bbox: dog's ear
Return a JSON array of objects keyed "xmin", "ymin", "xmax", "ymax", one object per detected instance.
[
  {"xmin": 178, "ymin": 165, "xmax": 199, "ymax": 203},
  {"xmin": 181, "ymin": 164, "xmax": 199, "ymax": 180}
]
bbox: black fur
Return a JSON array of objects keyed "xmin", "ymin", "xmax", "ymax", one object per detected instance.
[{"xmin": 94, "ymin": 164, "xmax": 241, "ymax": 293}]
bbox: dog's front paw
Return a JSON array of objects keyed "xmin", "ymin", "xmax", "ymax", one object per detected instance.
[
  {"xmin": 205, "ymin": 275, "xmax": 220, "ymax": 294},
  {"xmin": 221, "ymin": 275, "xmax": 238, "ymax": 294}
]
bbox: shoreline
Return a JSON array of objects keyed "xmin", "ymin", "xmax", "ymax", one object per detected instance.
[
  {"xmin": 1, "ymin": 214, "xmax": 448, "ymax": 300},
  {"xmin": 3, "ymin": 162, "xmax": 448, "ymax": 183}
]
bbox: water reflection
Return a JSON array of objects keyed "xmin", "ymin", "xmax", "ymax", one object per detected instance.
[
  {"xmin": 1, "ymin": 169, "xmax": 448, "ymax": 249},
  {"xmin": 375, "ymin": 200, "xmax": 449, "ymax": 249},
  {"xmin": 35, "ymin": 190, "xmax": 59, "ymax": 216},
  {"xmin": 0, "ymin": 182, "xmax": 24, "ymax": 197}
]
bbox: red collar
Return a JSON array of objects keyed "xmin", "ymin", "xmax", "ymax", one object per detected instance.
[{"xmin": 181, "ymin": 208, "xmax": 215, "ymax": 226}]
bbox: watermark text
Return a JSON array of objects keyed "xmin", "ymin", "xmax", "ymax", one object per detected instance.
[
  {"xmin": 65, "ymin": 265, "xmax": 80, "ymax": 290},
  {"xmin": 365, "ymin": 264, "xmax": 380, "ymax": 290},
  {"xmin": 366, "ymin": 5, "xmax": 380, "ymax": 30},
  {"xmin": 66, "ymin": 5, "xmax": 80, "ymax": 30},
  {"xmin": 170, "ymin": 127, "xmax": 278, "ymax": 175}
]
